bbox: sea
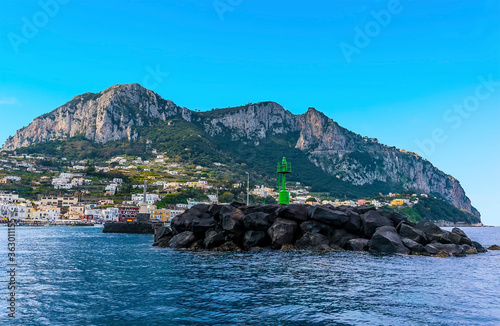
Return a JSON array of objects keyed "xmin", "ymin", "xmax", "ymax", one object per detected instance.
[{"xmin": 0, "ymin": 226, "xmax": 499, "ymax": 326}]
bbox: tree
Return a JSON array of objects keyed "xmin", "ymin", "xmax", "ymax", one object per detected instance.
[{"xmin": 219, "ymin": 191, "xmax": 235, "ymax": 203}]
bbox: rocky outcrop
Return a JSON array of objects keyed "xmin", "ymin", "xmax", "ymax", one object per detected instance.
[
  {"xmin": 2, "ymin": 83, "xmax": 478, "ymax": 217},
  {"xmin": 156, "ymin": 203, "xmax": 486, "ymax": 258}
]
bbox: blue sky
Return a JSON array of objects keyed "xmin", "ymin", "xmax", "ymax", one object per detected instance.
[{"xmin": 1, "ymin": 0, "xmax": 499, "ymax": 225}]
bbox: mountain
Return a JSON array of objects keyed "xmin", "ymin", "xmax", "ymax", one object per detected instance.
[{"xmin": 2, "ymin": 83, "xmax": 480, "ymax": 221}]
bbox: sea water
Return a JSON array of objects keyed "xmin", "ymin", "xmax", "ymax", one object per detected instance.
[{"xmin": 0, "ymin": 226, "xmax": 499, "ymax": 325}]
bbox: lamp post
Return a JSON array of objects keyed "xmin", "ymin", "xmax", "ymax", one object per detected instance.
[{"xmin": 245, "ymin": 172, "xmax": 249, "ymax": 206}]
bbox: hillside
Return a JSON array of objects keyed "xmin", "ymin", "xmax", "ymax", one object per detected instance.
[{"xmin": 2, "ymin": 83, "xmax": 480, "ymax": 220}]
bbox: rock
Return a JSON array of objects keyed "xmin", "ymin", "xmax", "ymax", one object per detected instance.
[
  {"xmin": 276, "ymin": 204, "xmax": 308, "ymax": 222},
  {"xmin": 330, "ymin": 229, "xmax": 357, "ymax": 248},
  {"xmin": 435, "ymin": 250, "xmax": 450, "ymax": 258},
  {"xmin": 369, "ymin": 226, "xmax": 410, "ymax": 254},
  {"xmin": 267, "ymin": 218, "xmax": 298, "ymax": 248},
  {"xmin": 213, "ymin": 241, "xmax": 241, "ymax": 251},
  {"xmin": 379, "ymin": 210, "xmax": 407, "ymax": 226},
  {"xmin": 220, "ymin": 206, "xmax": 245, "ymax": 235},
  {"xmin": 361, "ymin": 210, "xmax": 393, "ymax": 238},
  {"xmin": 243, "ymin": 212, "xmax": 272, "ymax": 231},
  {"xmin": 170, "ymin": 212, "xmax": 198, "ymax": 234},
  {"xmin": 190, "ymin": 204, "xmax": 210, "ymax": 215},
  {"xmin": 462, "ymin": 245, "xmax": 478, "ymax": 254},
  {"xmin": 488, "ymin": 245, "xmax": 500, "ymax": 250},
  {"xmin": 244, "ymin": 204, "xmax": 280, "ymax": 223},
  {"xmin": 230, "ymin": 202, "xmax": 245, "ymax": 208},
  {"xmin": 295, "ymin": 232, "xmax": 330, "ymax": 250},
  {"xmin": 152, "ymin": 226, "xmax": 173, "ymax": 247},
  {"xmin": 244, "ymin": 230, "xmax": 267, "ymax": 248},
  {"xmin": 344, "ymin": 211, "xmax": 362, "ymax": 234},
  {"xmin": 346, "ymin": 238, "xmax": 370, "ymax": 251},
  {"xmin": 472, "ymin": 241, "xmax": 487, "ymax": 253},
  {"xmin": 401, "ymin": 237, "xmax": 425, "ymax": 253},
  {"xmin": 308, "ymin": 206, "xmax": 348, "ymax": 227},
  {"xmin": 299, "ymin": 220, "xmax": 333, "ymax": 236},
  {"xmin": 204, "ymin": 229, "xmax": 226, "ymax": 249},
  {"xmin": 424, "ymin": 242, "xmax": 466, "ymax": 257},
  {"xmin": 415, "ymin": 220, "xmax": 448, "ymax": 243},
  {"xmin": 168, "ymin": 231, "xmax": 197, "ymax": 249},
  {"xmin": 351, "ymin": 205, "xmax": 376, "ymax": 215},
  {"xmin": 398, "ymin": 223, "xmax": 428, "ymax": 245},
  {"xmin": 208, "ymin": 204, "xmax": 223, "ymax": 220},
  {"xmin": 451, "ymin": 227, "xmax": 468, "ymax": 238},
  {"xmin": 191, "ymin": 215, "xmax": 217, "ymax": 234}
]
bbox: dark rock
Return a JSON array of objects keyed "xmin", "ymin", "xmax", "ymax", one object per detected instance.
[
  {"xmin": 346, "ymin": 238, "xmax": 370, "ymax": 251},
  {"xmin": 299, "ymin": 220, "xmax": 333, "ymax": 236},
  {"xmin": 267, "ymin": 218, "xmax": 298, "ymax": 248},
  {"xmin": 344, "ymin": 211, "xmax": 362, "ymax": 234},
  {"xmin": 379, "ymin": 210, "xmax": 407, "ymax": 227},
  {"xmin": 488, "ymin": 245, "xmax": 500, "ymax": 250},
  {"xmin": 401, "ymin": 237, "xmax": 425, "ymax": 253},
  {"xmin": 190, "ymin": 204, "xmax": 210, "ymax": 215},
  {"xmin": 445, "ymin": 231, "xmax": 463, "ymax": 245},
  {"xmin": 230, "ymin": 202, "xmax": 245, "ymax": 208},
  {"xmin": 308, "ymin": 206, "xmax": 348, "ymax": 227},
  {"xmin": 208, "ymin": 204, "xmax": 223, "ymax": 220},
  {"xmin": 192, "ymin": 215, "xmax": 217, "ymax": 234},
  {"xmin": 170, "ymin": 212, "xmax": 198, "ymax": 234},
  {"xmin": 213, "ymin": 241, "xmax": 241, "ymax": 251},
  {"xmin": 168, "ymin": 231, "xmax": 197, "ymax": 249},
  {"xmin": 204, "ymin": 229, "xmax": 226, "ymax": 249},
  {"xmin": 330, "ymin": 228, "xmax": 357, "ymax": 248},
  {"xmin": 369, "ymin": 226, "xmax": 410, "ymax": 254},
  {"xmin": 295, "ymin": 232, "xmax": 330, "ymax": 250},
  {"xmin": 472, "ymin": 241, "xmax": 487, "ymax": 253},
  {"xmin": 451, "ymin": 227, "xmax": 468, "ymax": 238},
  {"xmin": 276, "ymin": 204, "xmax": 308, "ymax": 222},
  {"xmin": 220, "ymin": 206, "xmax": 245, "ymax": 235},
  {"xmin": 243, "ymin": 212, "xmax": 272, "ymax": 231},
  {"xmin": 361, "ymin": 210, "xmax": 393, "ymax": 238},
  {"xmin": 415, "ymin": 220, "xmax": 448, "ymax": 243},
  {"xmin": 462, "ymin": 244, "xmax": 478, "ymax": 254},
  {"xmin": 351, "ymin": 205, "xmax": 376, "ymax": 215},
  {"xmin": 152, "ymin": 226, "xmax": 173, "ymax": 247},
  {"xmin": 424, "ymin": 242, "xmax": 466, "ymax": 257},
  {"xmin": 244, "ymin": 230, "xmax": 267, "ymax": 248},
  {"xmin": 398, "ymin": 223, "xmax": 428, "ymax": 245}
]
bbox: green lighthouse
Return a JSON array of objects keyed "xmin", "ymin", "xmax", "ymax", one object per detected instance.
[{"xmin": 277, "ymin": 157, "xmax": 292, "ymax": 205}]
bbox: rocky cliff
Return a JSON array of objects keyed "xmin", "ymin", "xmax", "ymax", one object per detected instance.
[{"xmin": 2, "ymin": 83, "xmax": 478, "ymax": 217}]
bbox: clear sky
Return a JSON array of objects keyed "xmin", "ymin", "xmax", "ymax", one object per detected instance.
[{"xmin": 0, "ymin": 0, "xmax": 499, "ymax": 225}]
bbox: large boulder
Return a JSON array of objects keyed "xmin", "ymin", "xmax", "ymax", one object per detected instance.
[
  {"xmin": 267, "ymin": 218, "xmax": 298, "ymax": 248},
  {"xmin": 488, "ymin": 245, "xmax": 500, "ymax": 250},
  {"xmin": 220, "ymin": 206, "xmax": 245, "ymax": 235},
  {"xmin": 415, "ymin": 220, "xmax": 448, "ymax": 243},
  {"xmin": 207, "ymin": 204, "xmax": 223, "ymax": 220},
  {"xmin": 369, "ymin": 226, "xmax": 410, "ymax": 254},
  {"xmin": 424, "ymin": 242, "xmax": 466, "ymax": 257},
  {"xmin": 401, "ymin": 237, "xmax": 425, "ymax": 253},
  {"xmin": 361, "ymin": 210, "xmax": 393, "ymax": 238},
  {"xmin": 191, "ymin": 214, "xmax": 217, "ymax": 234},
  {"xmin": 243, "ymin": 212, "xmax": 272, "ymax": 231},
  {"xmin": 169, "ymin": 231, "xmax": 197, "ymax": 249},
  {"xmin": 398, "ymin": 223, "xmax": 428, "ymax": 245},
  {"xmin": 295, "ymin": 232, "xmax": 330, "ymax": 250},
  {"xmin": 330, "ymin": 228, "xmax": 357, "ymax": 248},
  {"xmin": 244, "ymin": 230, "xmax": 267, "ymax": 248},
  {"xmin": 190, "ymin": 204, "xmax": 210, "ymax": 215},
  {"xmin": 344, "ymin": 211, "xmax": 362, "ymax": 234},
  {"xmin": 308, "ymin": 206, "xmax": 348, "ymax": 227},
  {"xmin": 152, "ymin": 226, "xmax": 173, "ymax": 247},
  {"xmin": 346, "ymin": 238, "xmax": 370, "ymax": 251},
  {"xmin": 379, "ymin": 210, "xmax": 407, "ymax": 227},
  {"xmin": 276, "ymin": 204, "xmax": 308, "ymax": 222},
  {"xmin": 170, "ymin": 212, "xmax": 198, "ymax": 234},
  {"xmin": 352, "ymin": 205, "xmax": 376, "ymax": 215},
  {"xmin": 299, "ymin": 220, "xmax": 333, "ymax": 236},
  {"xmin": 472, "ymin": 241, "xmax": 487, "ymax": 253},
  {"xmin": 204, "ymin": 229, "xmax": 226, "ymax": 249}
]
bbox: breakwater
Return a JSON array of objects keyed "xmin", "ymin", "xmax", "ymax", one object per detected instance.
[{"xmin": 153, "ymin": 203, "xmax": 491, "ymax": 257}]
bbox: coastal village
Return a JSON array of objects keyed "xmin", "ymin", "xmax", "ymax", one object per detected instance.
[{"xmin": 0, "ymin": 151, "xmax": 430, "ymax": 226}]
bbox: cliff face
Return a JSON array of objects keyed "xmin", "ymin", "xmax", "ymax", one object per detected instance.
[{"xmin": 2, "ymin": 83, "xmax": 477, "ymax": 216}]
